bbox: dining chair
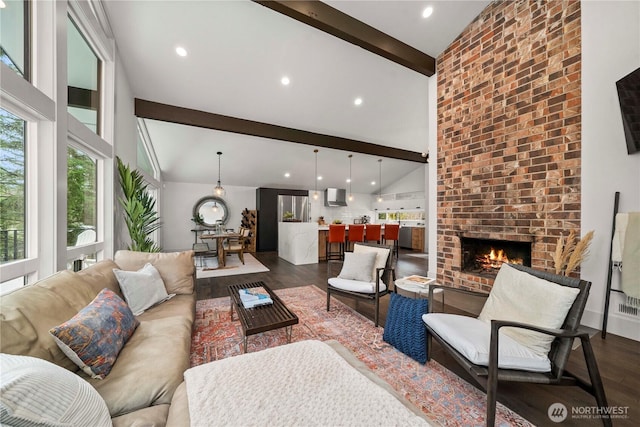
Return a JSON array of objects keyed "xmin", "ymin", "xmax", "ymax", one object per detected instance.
[{"xmin": 223, "ymin": 228, "xmax": 251, "ymax": 264}]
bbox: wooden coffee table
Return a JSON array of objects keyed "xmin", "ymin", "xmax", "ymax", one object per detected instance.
[{"xmin": 228, "ymin": 281, "xmax": 299, "ymax": 353}]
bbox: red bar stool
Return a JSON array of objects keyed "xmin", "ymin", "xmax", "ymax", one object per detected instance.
[
  {"xmin": 326, "ymin": 224, "xmax": 346, "ymax": 261},
  {"xmin": 364, "ymin": 224, "xmax": 382, "ymax": 244},
  {"xmin": 382, "ymin": 223, "xmax": 400, "ymax": 258},
  {"xmin": 346, "ymin": 224, "xmax": 365, "ymax": 251}
]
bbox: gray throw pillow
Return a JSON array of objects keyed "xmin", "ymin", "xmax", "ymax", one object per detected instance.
[{"xmin": 338, "ymin": 252, "xmax": 377, "ymax": 282}]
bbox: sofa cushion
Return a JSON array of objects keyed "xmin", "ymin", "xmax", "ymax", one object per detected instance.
[
  {"xmin": 49, "ymin": 288, "xmax": 139, "ymax": 379},
  {"xmin": 0, "ymin": 270, "xmax": 97, "ymax": 372},
  {"xmin": 115, "ymin": 250, "xmax": 195, "ymax": 294},
  {"xmin": 76, "ymin": 259, "xmax": 124, "ymax": 299},
  {"xmin": 338, "ymin": 252, "xmax": 377, "ymax": 282},
  {"xmin": 423, "ymin": 313, "xmax": 552, "ymax": 372},
  {"xmin": 87, "ymin": 315, "xmax": 193, "ymax": 417},
  {"xmin": 478, "ymin": 263, "xmax": 580, "ymax": 357},
  {"xmin": 113, "ymin": 263, "xmax": 172, "ymax": 315},
  {"xmin": 0, "ymin": 353, "xmax": 111, "ymax": 427}
]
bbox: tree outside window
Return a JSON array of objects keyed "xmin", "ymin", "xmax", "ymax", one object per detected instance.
[{"xmin": 67, "ymin": 146, "xmax": 97, "ymax": 246}]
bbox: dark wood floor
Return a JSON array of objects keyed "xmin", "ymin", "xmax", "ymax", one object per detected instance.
[{"xmin": 196, "ymin": 250, "xmax": 639, "ymax": 426}]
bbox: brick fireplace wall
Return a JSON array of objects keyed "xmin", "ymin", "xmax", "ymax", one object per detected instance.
[{"xmin": 437, "ymin": 0, "xmax": 582, "ymax": 292}]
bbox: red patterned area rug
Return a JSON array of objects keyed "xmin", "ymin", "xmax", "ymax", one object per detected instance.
[{"xmin": 191, "ymin": 285, "xmax": 533, "ymax": 427}]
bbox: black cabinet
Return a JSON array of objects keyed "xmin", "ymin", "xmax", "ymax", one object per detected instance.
[{"xmin": 256, "ymin": 188, "xmax": 309, "ymax": 252}]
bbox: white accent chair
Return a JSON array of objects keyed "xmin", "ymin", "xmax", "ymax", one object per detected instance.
[
  {"xmin": 326, "ymin": 243, "xmax": 395, "ymax": 327},
  {"xmin": 423, "ymin": 263, "xmax": 610, "ymax": 426}
]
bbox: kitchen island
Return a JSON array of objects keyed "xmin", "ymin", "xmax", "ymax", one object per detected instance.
[{"xmin": 278, "ymin": 222, "xmax": 318, "ymax": 265}]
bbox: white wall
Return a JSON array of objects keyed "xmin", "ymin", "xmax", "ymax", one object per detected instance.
[
  {"xmin": 162, "ymin": 182, "xmax": 256, "ymax": 251},
  {"xmin": 581, "ymin": 0, "xmax": 640, "ymax": 340},
  {"xmin": 309, "ymin": 191, "xmax": 377, "ymax": 225},
  {"xmin": 112, "ymin": 57, "xmax": 137, "ymax": 252}
]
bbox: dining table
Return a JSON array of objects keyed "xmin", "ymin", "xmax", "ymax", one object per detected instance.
[{"xmin": 200, "ymin": 231, "xmax": 241, "ymax": 268}]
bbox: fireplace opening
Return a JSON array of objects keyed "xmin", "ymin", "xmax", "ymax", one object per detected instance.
[{"xmin": 461, "ymin": 237, "xmax": 532, "ymax": 277}]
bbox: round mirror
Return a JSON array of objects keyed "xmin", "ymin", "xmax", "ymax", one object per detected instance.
[{"xmin": 193, "ymin": 196, "xmax": 229, "ymax": 227}]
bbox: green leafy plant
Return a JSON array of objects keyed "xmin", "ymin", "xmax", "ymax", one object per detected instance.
[
  {"xmin": 192, "ymin": 213, "xmax": 205, "ymax": 225},
  {"xmin": 116, "ymin": 157, "xmax": 161, "ymax": 252}
]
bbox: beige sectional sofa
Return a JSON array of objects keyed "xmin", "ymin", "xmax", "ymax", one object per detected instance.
[{"xmin": 0, "ymin": 250, "xmax": 195, "ymax": 426}]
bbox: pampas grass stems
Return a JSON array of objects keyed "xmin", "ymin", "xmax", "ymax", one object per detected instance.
[{"xmin": 553, "ymin": 230, "xmax": 594, "ymax": 276}]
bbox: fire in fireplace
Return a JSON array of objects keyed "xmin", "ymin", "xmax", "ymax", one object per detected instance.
[{"xmin": 461, "ymin": 237, "xmax": 532, "ymax": 277}]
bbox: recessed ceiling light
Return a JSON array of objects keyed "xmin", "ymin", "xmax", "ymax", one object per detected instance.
[
  {"xmin": 281, "ymin": 76, "xmax": 290, "ymax": 86},
  {"xmin": 284, "ymin": 172, "xmax": 290, "ymax": 178},
  {"xmin": 346, "ymin": 178, "xmax": 351, "ymax": 183},
  {"xmin": 422, "ymin": 6, "xmax": 433, "ymax": 18},
  {"xmin": 317, "ymin": 176, "xmax": 323, "ymax": 181},
  {"xmin": 175, "ymin": 46, "xmax": 187, "ymax": 57},
  {"xmin": 354, "ymin": 97, "xmax": 363, "ymax": 106},
  {"xmin": 371, "ymin": 181, "xmax": 376, "ymax": 186}
]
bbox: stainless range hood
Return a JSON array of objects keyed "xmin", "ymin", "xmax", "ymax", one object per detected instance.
[{"xmin": 324, "ymin": 188, "xmax": 348, "ymax": 207}]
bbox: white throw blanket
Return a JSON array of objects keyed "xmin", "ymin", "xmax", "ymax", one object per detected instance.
[{"xmin": 184, "ymin": 340, "xmax": 429, "ymax": 426}]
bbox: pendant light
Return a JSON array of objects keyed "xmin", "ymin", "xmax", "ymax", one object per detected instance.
[
  {"xmin": 313, "ymin": 149, "xmax": 319, "ymax": 200},
  {"xmin": 377, "ymin": 159, "xmax": 383, "ymax": 203},
  {"xmin": 214, "ymin": 151, "xmax": 225, "ymax": 196},
  {"xmin": 347, "ymin": 154, "xmax": 354, "ymax": 201}
]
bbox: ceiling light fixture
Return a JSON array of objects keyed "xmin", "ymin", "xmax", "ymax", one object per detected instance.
[
  {"xmin": 313, "ymin": 149, "xmax": 319, "ymax": 200},
  {"xmin": 284, "ymin": 172, "xmax": 290, "ymax": 178},
  {"xmin": 175, "ymin": 46, "xmax": 187, "ymax": 57},
  {"xmin": 214, "ymin": 151, "xmax": 225, "ymax": 196},
  {"xmin": 354, "ymin": 97, "xmax": 363, "ymax": 106},
  {"xmin": 377, "ymin": 159, "xmax": 383, "ymax": 203},
  {"xmin": 212, "ymin": 201, "xmax": 218, "ymax": 213},
  {"xmin": 422, "ymin": 6, "xmax": 433, "ymax": 18},
  {"xmin": 281, "ymin": 76, "xmax": 290, "ymax": 86}
]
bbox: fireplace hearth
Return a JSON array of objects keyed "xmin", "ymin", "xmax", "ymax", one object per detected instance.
[{"xmin": 461, "ymin": 237, "xmax": 532, "ymax": 277}]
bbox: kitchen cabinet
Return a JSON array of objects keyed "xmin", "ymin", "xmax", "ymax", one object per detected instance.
[{"xmin": 411, "ymin": 227, "xmax": 425, "ymax": 252}]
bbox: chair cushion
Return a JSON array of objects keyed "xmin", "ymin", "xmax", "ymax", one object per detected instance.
[
  {"xmin": 328, "ymin": 277, "xmax": 387, "ymax": 294},
  {"xmin": 49, "ymin": 288, "xmax": 139, "ymax": 379},
  {"xmin": 383, "ymin": 293, "xmax": 428, "ymax": 363},
  {"xmin": 338, "ymin": 252, "xmax": 377, "ymax": 282},
  {"xmin": 423, "ymin": 313, "xmax": 551, "ymax": 372},
  {"xmin": 113, "ymin": 263, "xmax": 172, "ymax": 316},
  {"xmin": 478, "ymin": 263, "xmax": 580, "ymax": 357},
  {"xmin": 0, "ymin": 354, "xmax": 112, "ymax": 427},
  {"xmin": 353, "ymin": 244, "xmax": 390, "ymax": 280}
]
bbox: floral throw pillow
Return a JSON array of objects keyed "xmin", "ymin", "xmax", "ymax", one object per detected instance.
[{"xmin": 49, "ymin": 288, "xmax": 139, "ymax": 379}]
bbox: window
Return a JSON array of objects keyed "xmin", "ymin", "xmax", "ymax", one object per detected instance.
[
  {"xmin": 67, "ymin": 145, "xmax": 97, "ymax": 247},
  {"xmin": 0, "ymin": 0, "xmax": 29, "ymax": 79},
  {"xmin": 0, "ymin": 109, "xmax": 26, "ymax": 264},
  {"xmin": 67, "ymin": 15, "xmax": 100, "ymax": 133}
]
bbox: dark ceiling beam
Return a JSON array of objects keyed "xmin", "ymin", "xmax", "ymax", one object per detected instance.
[
  {"xmin": 253, "ymin": 0, "xmax": 435, "ymax": 77},
  {"xmin": 135, "ymin": 99, "xmax": 427, "ymax": 163}
]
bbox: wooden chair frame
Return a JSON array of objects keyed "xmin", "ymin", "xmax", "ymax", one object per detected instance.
[
  {"xmin": 424, "ymin": 264, "xmax": 610, "ymax": 426},
  {"xmin": 326, "ymin": 243, "xmax": 396, "ymax": 327}
]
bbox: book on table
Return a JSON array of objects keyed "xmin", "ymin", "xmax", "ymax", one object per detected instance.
[{"xmin": 239, "ymin": 286, "xmax": 273, "ymax": 308}]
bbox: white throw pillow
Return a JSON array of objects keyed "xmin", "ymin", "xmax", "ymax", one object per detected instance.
[
  {"xmin": 478, "ymin": 264, "xmax": 580, "ymax": 357},
  {"xmin": 353, "ymin": 244, "xmax": 390, "ymax": 281},
  {"xmin": 338, "ymin": 252, "xmax": 377, "ymax": 282},
  {"xmin": 113, "ymin": 263, "xmax": 172, "ymax": 315},
  {"xmin": 0, "ymin": 353, "xmax": 112, "ymax": 427}
]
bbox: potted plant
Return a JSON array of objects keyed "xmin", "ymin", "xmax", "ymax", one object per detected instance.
[
  {"xmin": 116, "ymin": 157, "xmax": 162, "ymax": 252},
  {"xmin": 283, "ymin": 211, "xmax": 295, "ymax": 221}
]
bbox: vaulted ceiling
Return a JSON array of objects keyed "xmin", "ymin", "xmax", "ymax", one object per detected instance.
[{"xmin": 102, "ymin": 0, "xmax": 489, "ymax": 193}]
